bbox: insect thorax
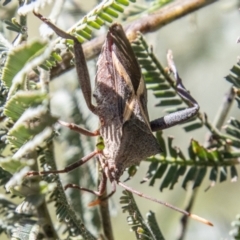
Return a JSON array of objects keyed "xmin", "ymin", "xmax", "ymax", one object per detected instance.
[{"xmin": 94, "ymin": 80, "xmax": 161, "ymax": 180}]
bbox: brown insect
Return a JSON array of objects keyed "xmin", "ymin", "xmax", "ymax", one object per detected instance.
[{"xmin": 28, "ymin": 12, "xmax": 212, "ymax": 226}]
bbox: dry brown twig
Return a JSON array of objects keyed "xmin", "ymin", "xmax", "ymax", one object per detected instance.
[{"xmin": 27, "ymin": 0, "xmax": 217, "ymax": 81}]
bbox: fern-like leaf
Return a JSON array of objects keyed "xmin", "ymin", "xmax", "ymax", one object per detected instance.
[
  {"xmin": 36, "ymin": 143, "xmax": 96, "ymax": 239},
  {"xmin": 120, "ymin": 190, "xmax": 165, "ymax": 240},
  {"xmin": 230, "ymin": 214, "xmax": 240, "ymax": 240},
  {"xmin": 0, "ymin": 195, "xmax": 56, "ymax": 239},
  {"xmin": 131, "ymin": 33, "xmax": 203, "ymax": 132},
  {"xmin": 226, "ymin": 63, "xmax": 240, "ymax": 108},
  {"xmin": 43, "ymin": 0, "xmax": 137, "ymax": 44},
  {"xmin": 2, "ymin": 41, "xmax": 46, "ymax": 88},
  {"xmin": 130, "ymin": 33, "xmax": 240, "ymax": 192},
  {"xmin": 143, "ymin": 130, "xmax": 240, "ymax": 191}
]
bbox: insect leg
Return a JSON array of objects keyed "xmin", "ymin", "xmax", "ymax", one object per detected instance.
[
  {"xmin": 64, "ymin": 184, "xmax": 103, "ymax": 197},
  {"xmin": 99, "ymin": 181, "xmax": 116, "ymax": 202},
  {"xmin": 33, "ymin": 12, "xmax": 96, "ymax": 113},
  {"xmin": 58, "ymin": 120, "xmax": 100, "ymax": 136},
  {"xmin": 150, "ymin": 50, "xmax": 199, "ymax": 131},
  {"xmin": 118, "ymin": 181, "xmax": 213, "ymax": 226},
  {"xmin": 84, "ymin": 182, "xmax": 116, "ymax": 207},
  {"xmin": 26, "ymin": 150, "xmax": 99, "ymax": 177},
  {"xmin": 64, "ymin": 170, "xmax": 109, "ymax": 199}
]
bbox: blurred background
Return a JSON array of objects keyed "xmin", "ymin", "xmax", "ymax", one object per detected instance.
[{"xmin": 1, "ymin": 0, "xmax": 240, "ymax": 239}]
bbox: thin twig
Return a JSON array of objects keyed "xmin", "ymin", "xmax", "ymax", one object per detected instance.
[
  {"xmin": 177, "ymin": 188, "xmax": 198, "ymax": 240},
  {"xmin": 205, "ymin": 87, "xmax": 236, "ymax": 146},
  {"xmin": 28, "ymin": 0, "xmax": 217, "ymax": 81},
  {"xmin": 125, "ymin": 0, "xmax": 217, "ymax": 41},
  {"xmin": 39, "ymin": 0, "xmax": 65, "ymax": 39},
  {"xmin": 177, "ymin": 88, "xmax": 235, "ymax": 240},
  {"xmin": 39, "ymin": 68, "xmax": 50, "ymax": 94},
  {"xmin": 99, "ymin": 190, "xmax": 115, "ymax": 240}
]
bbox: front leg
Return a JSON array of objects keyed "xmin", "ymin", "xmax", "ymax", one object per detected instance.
[
  {"xmin": 33, "ymin": 12, "xmax": 96, "ymax": 114},
  {"xmin": 150, "ymin": 50, "xmax": 199, "ymax": 131},
  {"xmin": 65, "ymin": 171, "xmax": 116, "ymax": 206},
  {"xmin": 59, "ymin": 120, "xmax": 100, "ymax": 136},
  {"xmin": 26, "ymin": 150, "xmax": 99, "ymax": 176}
]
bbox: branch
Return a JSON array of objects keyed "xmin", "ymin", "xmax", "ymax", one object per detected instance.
[
  {"xmin": 125, "ymin": 0, "xmax": 217, "ymax": 41},
  {"xmin": 99, "ymin": 191, "xmax": 114, "ymax": 240},
  {"xmin": 177, "ymin": 188, "xmax": 198, "ymax": 240},
  {"xmin": 205, "ymin": 87, "xmax": 236, "ymax": 145},
  {"xmin": 28, "ymin": 0, "xmax": 217, "ymax": 81}
]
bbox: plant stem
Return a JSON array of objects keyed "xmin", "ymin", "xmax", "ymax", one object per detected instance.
[
  {"xmin": 205, "ymin": 87, "xmax": 235, "ymax": 146},
  {"xmin": 177, "ymin": 188, "xmax": 198, "ymax": 240},
  {"xmin": 99, "ymin": 191, "xmax": 114, "ymax": 240},
  {"xmin": 144, "ymin": 156, "xmax": 240, "ymax": 166},
  {"xmin": 37, "ymin": 201, "xmax": 58, "ymax": 239},
  {"xmin": 18, "ymin": 0, "xmax": 28, "ymax": 43},
  {"xmin": 126, "ymin": 0, "xmax": 217, "ymax": 40},
  {"xmin": 28, "ymin": 0, "xmax": 218, "ymax": 81},
  {"xmin": 177, "ymin": 87, "xmax": 235, "ymax": 240}
]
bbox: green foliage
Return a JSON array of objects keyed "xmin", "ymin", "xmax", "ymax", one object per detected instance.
[
  {"xmin": 0, "ymin": 167, "xmax": 12, "ymax": 186},
  {"xmin": 226, "ymin": 63, "xmax": 240, "ymax": 107},
  {"xmin": 5, "ymin": 18, "xmax": 24, "ymax": 34},
  {"xmin": 39, "ymin": 144, "xmax": 96, "ymax": 239},
  {"xmin": 120, "ymin": 0, "xmax": 174, "ymax": 20},
  {"xmin": 230, "ymin": 214, "xmax": 240, "ymax": 239},
  {"xmin": 0, "ymin": 0, "xmax": 240, "ymax": 239},
  {"xmin": 51, "ymin": 0, "xmax": 137, "ymax": 43},
  {"xmin": 120, "ymin": 190, "xmax": 165, "ymax": 240},
  {"xmin": 131, "ymin": 33, "xmax": 203, "ymax": 132},
  {"xmin": 2, "ymin": 41, "xmax": 46, "ymax": 88},
  {"xmin": 1, "ymin": 0, "xmax": 148, "ymax": 239},
  {"xmin": 129, "ymin": 33, "xmax": 240, "ymax": 195}
]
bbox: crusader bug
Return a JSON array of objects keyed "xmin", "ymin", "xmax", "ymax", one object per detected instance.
[{"xmin": 28, "ymin": 12, "xmax": 213, "ymax": 226}]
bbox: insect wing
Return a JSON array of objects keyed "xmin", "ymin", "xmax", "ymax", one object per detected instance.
[{"xmin": 94, "ymin": 24, "xmax": 142, "ymax": 126}]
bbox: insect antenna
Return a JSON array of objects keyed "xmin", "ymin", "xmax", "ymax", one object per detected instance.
[{"xmin": 118, "ymin": 181, "xmax": 213, "ymax": 227}]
